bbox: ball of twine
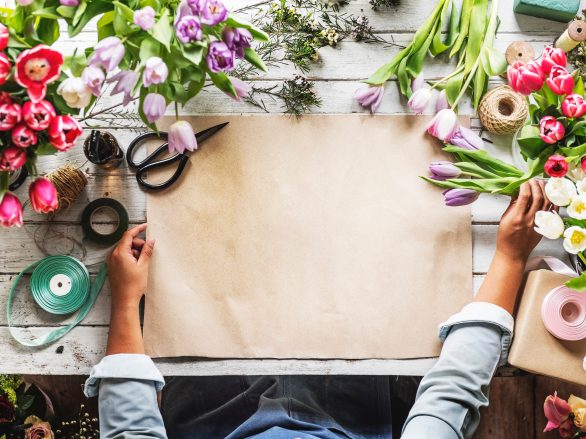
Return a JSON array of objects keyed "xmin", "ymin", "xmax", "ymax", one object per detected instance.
[
  {"xmin": 45, "ymin": 164, "xmax": 87, "ymax": 213},
  {"xmin": 478, "ymin": 86, "xmax": 529, "ymax": 135}
]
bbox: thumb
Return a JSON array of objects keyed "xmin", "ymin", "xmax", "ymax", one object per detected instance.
[{"xmin": 138, "ymin": 239, "xmax": 155, "ymax": 266}]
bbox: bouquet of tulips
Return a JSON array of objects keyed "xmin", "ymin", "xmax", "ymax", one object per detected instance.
[{"xmin": 543, "ymin": 392, "xmax": 586, "ymax": 438}]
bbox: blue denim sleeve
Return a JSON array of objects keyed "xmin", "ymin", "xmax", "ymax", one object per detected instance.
[
  {"xmin": 84, "ymin": 354, "xmax": 168, "ymax": 439},
  {"xmin": 401, "ymin": 302, "xmax": 514, "ymax": 439}
]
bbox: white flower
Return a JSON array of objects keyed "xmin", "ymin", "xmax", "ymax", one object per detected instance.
[
  {"xmin": 545, "ymin": 177, "xmax": 578, "ymax": 207},
  {"xmin": 567, "ymin": 162, "xmax": 586, "ymax": 182},
  {"xmin": 57, "ymin": 77, "xmax": 92, "ymax": 109},
  {"xmin": 564, "ymin": 226, "xmax": 586, "ymax": 254},
  {"xmin": 534, "ymin": 211, "xmax": 565, "ymax": 239},
  {"xmin": 577, "ymin": 178, "xmax": 586, "ymax": 195},
  {"xmin": 568, "ymin": 195, "xmax": 586, "ymax": 219}
]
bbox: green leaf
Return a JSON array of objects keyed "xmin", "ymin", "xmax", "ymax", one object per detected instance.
[
  {"xmin": 150, "ymin": 9, "xmax": 172, "ymax": 52},
  {"xmin": 480, "ymin": 46, "xmax": 507, "ymax": 76},
  {"xmin": 364, "ymin": 60, "xmax": 399, "ymax": 85},
  {"xmin": 97, "ymin": 10, "xmax": 114, "ymax": 27},
  {"xmin": 56, "ymin": 5, "xmax": 76, "ymax": 18},
  {"xmin": 65, "ymin": 51, "xmax": 87, "ymax": 77},
  {"xmin": 225, "ymin": 16, "xmax": 269, "ymax": 42},
  {"xmin": 575, "ymin": 77, "xmax": 585, "ymax": 96},
  {"xmin": 32, "ymin": 7, "xmax": 61, "ymax": 20},
  {"xmin": 472, "ymin": 65, "xmax": 487, "ymax": 109},
  {"xmin": 443, "ymin": 145, "xmax": 524, "ymax": 177},
  {"xmin": 450, "ymin": 0, "xmax": 472, "ymax": 57},
  {"xmin": 34, "ymin": 142, "xmax": 59, "ymax": 156},
  {"xmin": 516, "ymin": 125, "xmax": 544, "ymax": 159},
  {"xmin": 566, "ymin": 273, "xmax": 586, "ymax": 292},
  {"xmin": 72, "ymin": 1, "xmax": 88, "ymax": 26},
  {"xmin": 397, "ymin": 57, "xmax": 411, "ymax": 97},
  {"xmin": 465, "ymin": 0, "xmax": 488, "ymax": 74},
  {"xmin": 560, "ymin": 142, "xmax": 586, "ymax": 161},
  {"xmin": 68, "ymin": 0, "xmax": 112, "ymax": 37},
  {"xmin": 430, "ymin": 0, "xmax": 459, "ymax": 56},
  {"xmin": 445, "ymin": 70, "xmax": 464, "ymax": 106},
  {"xmin": 454, "ymin": 161, "xmax": 500, "ymax": 178},
  {"xmin": 37, "ymin": 18, "xmax": 60, "ymax": 45},
  {"xmin": 140, "ymin": 37, "xmax": 161, "ymax": 61},
  {"xmin": 244, "ymin": 47, "xmax": 267, "ymax": 72},
  {"xmin": 208, "ymin": 71, "xmax": 236, "ymax": 97},
  {"xmin": 113, "ymin": 1, "xmax": 135, "ymax": 22},
  {"xmin": 179, "ymin": 44, "xmax": 203, "ymax": 65}
]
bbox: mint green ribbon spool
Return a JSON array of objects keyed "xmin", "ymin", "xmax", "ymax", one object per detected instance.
[{"xmin": 7, "ymin": 256, "xmax": 107, "ymax": 347}]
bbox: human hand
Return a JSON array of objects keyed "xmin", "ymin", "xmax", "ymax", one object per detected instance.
[
  {"xmin": 496, "ymin": 179, "xmax": 554, "ymax": 263},
  {"xmin": 107, "ymin": 223, "xmax": 155, "ymax": 309}
]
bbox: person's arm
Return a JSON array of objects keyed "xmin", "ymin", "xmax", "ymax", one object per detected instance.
[
  {"xmin": 402, "ymin": 180, "xmax": 551, "ymax": 439},
  {"xmin": 84, "ymin": 224, "xmax": 167, "ymax": 439}
]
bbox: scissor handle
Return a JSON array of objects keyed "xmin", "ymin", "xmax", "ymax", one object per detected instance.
[
  {"xmin": 135, "ymin": 154, "xmax": 190, "ymax": 191},
  {"xmin": 126, "ymin": 131, "xmax": 171, "ymax": 169}
]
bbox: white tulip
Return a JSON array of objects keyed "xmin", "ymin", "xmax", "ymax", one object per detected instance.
[
  {"xmin": 568, "ymin": 195, "xmax": 586, "ymax": 219},
  {"xmin": 534, "ymin": 211, "xmax": 565, "ymax": 239},
  {"xmin": 567, "ymin": 163, "xmax": 586, "ymax": 183},
  {"xmin": 577, "ymin": 178, "xmax": 586, "ymax": 195},
  {"xmin": 545, "ymin": 177, "xmax": 578, "ymax": 207},
  {"xmin": 564, "ymin": 226, "xmax": 586, "ymax": 254},
  {"xmin": 57, "ymin": 77, "xmax": 92, "ymax": 109}
]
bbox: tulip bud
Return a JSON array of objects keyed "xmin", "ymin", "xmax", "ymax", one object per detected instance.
[
  {"xmin": 547, "ymin": 66, "xmax": 575, "ymax": 96},
  {"xmin": 227, "ymin": 77, "xmax": 251, "ymax": 101},
  {"xmin": 0, "ymin": 193, "xmax": 23, "ymax": 228},
  {"xmin": 534, "ymin": 211, "xmax": 565, "ymax": 239},
  {"xmin": 449, "ymin": 126, "xmax": 483, "ymax": 150},
  {"xmin": 89, "ymin": 36, "xmax": 125, "ymax": 72},
  {"xmin": 507, "ymin": 61, "xmax": 545, "ymax": 95},
  {"xmin": 168, "ymin": 120, "xmax": 197, "ymax": 154},
  {"xmin": 562, "ymin": 94, "xmax": 586, "ymax": 119},
  {"xmin": 29, "ymin": 177, "xmax": 59, "ymax": 214},
  {"xmin": 22, "ymin": 100, "xmax": 56, "ymax": 131},
  {"xmin": 407, "ymin": 88, "xmax": 432, "ymax": 114},
  {"xmin": 435, "ymin": 90, "xmax": 450, "ymax": 113},
  {"xmin": 11, "ymin": 123, "xmax": 37, "ymax": 148},
  {"xmin": 143, "ymin": 93, "xmax": 167, "ymax": 124},
  {"xmin": 48, "ymin": 115, "xmax": 83, "ymax": 152},
  {"xmin": 442, "ymin": 188, "xmax": 479, "ymax": 206},
  {"xmin": 411, "ymin": 75, "xmax": 424, "ymax": 92},
  {"xmin": 544, "ymin": 154, "xmax": 568, "ymax": 178},
  {"xmin": 81, "ymin": 65, "xmax": 105, "ymax": 97},
  {"xmin": 0, "ymin": 146, "xmax": 27, "ymax": 171},
  {"xmin": 428, "ymin": 161, "xmax": 461, "ymax": 180},
  {"xmin": 143, "ymin": 57, "xmax": 168, "ymax": 87},
  {"xmin": 0, "ymin": 53, "xmax": 11, "ymax": 86},
  {"xmin": 543, "ymin": 393, "xmax": 571, "ymax": 432},
  {"xmin": 540, "ymin": 116, "xmax": 565, "ymax": 145},
  {"xmin": 354, "ymin": 85, "xmax": 384, "ymax": 113},
  {"xmin": 134, "ymin": 6, "xmax": 156, "ymax": 31},
  {"xmin": 425, "ymin": 109, "xmax": 458, "ymax": 141},
  {"xmin": 0, "ymin": 23, "xmax": 9, "ymax": 51},
  {"xmin": 546, "ymin": 177, "xmax": 577, "ymax": 207},
  {"xmin": 541, "ymin": 46, "xmax": 567, "ymax": 75}
]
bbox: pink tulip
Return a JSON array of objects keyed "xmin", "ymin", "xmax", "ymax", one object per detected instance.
[
  {"xmin": 0, "ymin": 193, "xmax": 23, "ymax": 228},
  {"xmin": 0, "ymin": 146, "xmax": 27, "ymax": 171},
  {"xmin": 407, "ymin": 88, "xmax": 432, "ymax": 114},
  {"xmin": 562, "ymin": 94, "xmax": 586, "ymax": 118},
  {"xmin": 426, "ymin": 108, "xmax": 458, "ymax": 141},
  {"xmin": 355, "ymin": 85, "xmax": 384, "ymax": 113},
  {"xmin": 543, "ymin": 393, "xmax": 571, "ymax": 432},
  {"xmin": 29, "ymin": 177, "xmax": 59, "ymax": 214},
  {"xmin": 541, "ymin": 46, "xmax": 567, "ymax": 75},
  {"xmin": 0, "ymin": 102, "xmax": 21, "ymax": 131},
  {"xmin": 435, "ymin": 90, "xmax": 450, "ymax": 112},
  {"xmin": 544, "ymin": 154, "xmax": 568, "ymax": 178},
  {"xmin": 429, "ymin": 161, "xmax": 461, "ymax": 180},
  {"xmin": 142, "ymin": 57, "xmax": 168, "ymax": 87},
  {"xmin": 48, "ymin": 115, "xmax": 83, "ymax": 152},
  {"xmin": 559, "ymin": 419, "xmax": 573, "ymax": 438},
  {"xmin": 168, "ymin": 120, "xmax": 197, "ymax": 154},
  {"xmin": 0, "ymin": 52, "xmax": 11, "ymax": 86},
  {"xmin": 227, "ymin": 76, "xmax": 251, "ymax": 101},
  {"xmin": 411, "ymin": 75, "xmax": 424, "ymax": 92},
  {"xmin": 540, "ymin": 116, "xmax": 565, "ymax": 144},
  {"xmin": 507, "ymin": 61, "xmax": 545, "ymax": 95},
  {"xmin": 11, "ymin": 123, "xmax": 37, "ymax": 148},
  {"xmin": 0, "ymin": 23, "xmax": 9, "ymax": 51},
  {"xmin": 0, "ymin": 93, "xmax": 11, "ymax": 105},
  {"xmin": 22, "ymin": 100, "xmax": 56, "ymax": 131},
  {"xmin": 547, "ymin": 66, "xmax": 575, "ymax": 96}
]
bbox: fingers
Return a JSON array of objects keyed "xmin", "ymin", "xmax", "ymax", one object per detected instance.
[
  {"xmin": 527, "ymin": 179, "xmax": 545, "ymax": 218},
  {"xmin": 515, "ymin": 181, "xmax": 532, "ymax": 213},
  {"xmin": 138, "ymin": 239, "xmax": 156, "ymax": 266},
  {"xmin": 120, "ymin": 223, "xmax": 148, "ymax": 248}
]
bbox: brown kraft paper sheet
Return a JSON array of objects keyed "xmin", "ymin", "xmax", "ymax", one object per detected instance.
[{"xmin": 143, "ymin": 114, "xmax": 472, "ymax": 359}]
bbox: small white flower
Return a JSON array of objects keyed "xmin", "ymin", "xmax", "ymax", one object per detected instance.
[
  {"xmin": 545, "ymin": 177, "xmax": 578, "ymax": 207},
  {"xmin": 564, "ymin": 226, "xmax": 586, "ymax": 254},
  {"xmin": 534, "ymin": 211, "xmax": 565, "ymax": 239},
  {"xmin": 567, "ymin": 162, "xmax": 586, "ymax": 183},
  {"xmin": 568, "ymin": 195, "xmax": 586, "ymax": 219},
  {"xmin": 577, "ymin": 178, "xmax": 586, "ymax": 195},
  {"xmin": 57, "ymin": 77, "xmax": 92, "ymax": 109}
]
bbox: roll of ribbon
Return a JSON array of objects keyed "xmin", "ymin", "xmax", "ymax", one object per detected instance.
[
  {"xmin": 555, "ymin": 20, "xmax": 586, "ymax": 52},
  {"xmin": 81, "ymin": 198, "xmax": 129, "ymax": 246},
  {"xmin": 7, "ymin": 256, "xmax": 107, "ymax": 347},
  {"xmin": 541, "ymin": 285, "xmax": 586, "ymax": 341}
]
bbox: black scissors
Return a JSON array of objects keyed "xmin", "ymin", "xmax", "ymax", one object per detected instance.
[{"xmin": 126, "ymin": 122, "xmax": 229, "ymax": 191}]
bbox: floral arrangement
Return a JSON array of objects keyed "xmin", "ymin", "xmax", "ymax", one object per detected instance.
[
  {"xmin": 0, "ymin": 0, "xmax": 268, "ymax": 229},
  {"xmin": 543, "ymin": 392, "xmax": 586, "ymax": 438}
]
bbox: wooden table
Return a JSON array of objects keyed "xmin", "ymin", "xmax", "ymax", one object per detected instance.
[{"xmin": 0, "ymin": 0, "xmax": 574, "ymax": 375}]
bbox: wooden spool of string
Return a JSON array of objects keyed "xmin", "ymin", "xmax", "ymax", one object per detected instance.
[
  {"xmin": 478, "ymin": 86, "xmax": 529, "ymax": 135},
  {"xmin": 555, "ymin": 20, "xmax": 586, "ymax": 53},
  {"xmin": 45, "ymin": 164, "xmax": 88, "ymax": 214}
]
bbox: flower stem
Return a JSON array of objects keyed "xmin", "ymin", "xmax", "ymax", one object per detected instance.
[
  {"xmin": 579, "ymin": 252, "xmax": 586, "ymax": 268},
  {"xmin": 175, "ymin": 101, "xmax": 179, "ymax": 119},
  {"xmin": 431, "ymin": 65, "xmax": 465, "ymax": 90}
]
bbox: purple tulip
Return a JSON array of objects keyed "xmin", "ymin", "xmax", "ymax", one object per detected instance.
[
  {"xmin": 200, "ymin": 0, "xmax": 228, "ymax": 25},
  {"xmin": 429, "ymin": 161, "xmax": 461, "ymax": 181},
  {"xmin": 59, "ymin": 0, "xmax": 79, "ymax": 5},
  {"xmin": 168, "ymin": 120, "xmax": 197, "ymax": 154},
  {"xmin": 81, "ymin": 65, "xmax": 105, "ymax": 96},
  {"xmin": 407, "ymin": 88, "xmax": 432, "ymax": 114},
  {"xmin": 89, "ymin": 37, "xmax": 125, "ymax": 72},
  {"xmin": 412, "ymin": 75, "xmax": 424, "ymax": 92},
  {"xmin": 175, "ymin": 15, "xmax": 203, "ymax": 44},
  {"xmin": 449, "ymin": 126, "xmax": 483, "ymax": 150},
  {"xmin": 175, "ymin": 0, "xmax": 196, "ymax": 23},
  {"xmin": 143, "ymin": 57, "xmax": 168, "ymax": 87},
  {"xmin": 107, "ymin": 70, "xmax": 138, "ymax": 106},
  {"xmin": 227, "ymin": 76, "xmax": 251, "ymax": 101},
  {"xmin": 426, "ymin": 108, "xmax": 458, "ymax": 141},
  {"xmin": 187, "ymin": 0, "xmax": 206, "ymax": 14},
  {"xmin": 354, "ymin": 85, "xmax": 384, "ymax": 113},
  {"xmin": 443, "ymin": 188, "xmax": 479, "ymax": 207},
  {"xmin": 143, "ymin": 93, "xmax": 167, "ymax": 124},
  {"xmin": 134, "ymin": 6, "xmax": 156, "ymax": 30},
  {"xmin": 206, "ymin": 42, "xmax": 234, "ymax": 73},
  {"xmin": 435, "ymin": 90, "xmax": 449, "ymax": 112},
  {"xmin": 222, "ymin": 27, "xmax": 253, "ymax": 58}
]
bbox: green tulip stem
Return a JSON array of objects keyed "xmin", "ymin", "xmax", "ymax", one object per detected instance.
[
  {"xmin": 579, "ymin": 252, "xmax": 586, "ymax": 268},
  {"xmin": 431, "ymin": 65, "xmax": 465, "ymax": 90},
  {"xmin": 175, "ymin": 101, "xmax": 179, "ymax": 119}
]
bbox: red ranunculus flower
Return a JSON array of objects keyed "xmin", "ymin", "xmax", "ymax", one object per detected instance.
[
  {"xmin": 0, "ymin": 395, "xmax": 15, "ymax": 423},
  {"xmin": 0, "ymin": 102, "xmax": 21, "ymax": 131},
  {"xmin": 15, "ymin": 45, "xmax": 63, "ymax": 103},
  {"xmin": 23, "ymin": 100, "xmax": 56, "ymax": 131},
  {"xmin": 0, "ymin": 23, "xmax": 9, "ymax": 51},
  {"xmin": 48, "ymin": 115, "xmax": 82, "ymax": 151},
  {"xmin": 0, "ymin": 52, "xmax": 11, "ymax": 85}
]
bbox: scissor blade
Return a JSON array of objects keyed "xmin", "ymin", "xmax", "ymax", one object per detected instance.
[{"xmin": 196, "ymin": 122, "xmax": 229, "ymax": 144}]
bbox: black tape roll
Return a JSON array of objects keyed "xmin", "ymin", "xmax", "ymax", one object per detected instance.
[
  {"xmin": 81, "ymin": 198, "xmax": 129, "ymax": 246},
  {"xmin": 9, "ymin": 167, "xmax": 28, "ymax": 191}
]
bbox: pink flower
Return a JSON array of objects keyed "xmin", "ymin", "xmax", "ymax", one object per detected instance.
[
  {"xmin": 89, "ymin": 37, "xmax": 125, "ymax": 72},
  {"xmin": 435, "ymin": 90, "xmax": 449, "ymax": 112},
  {"xmin": 354, "ymin": 85, "xmax": 384, "ymax": 113},
  {"xmin": 48, "ymin": 115, "xmax": 83, "ymax": 151},
  {"xmin": 543, "ymin": 392, "xmax": 571, "ymax": 433},
  {"xmin": 547, "ymin": 66, "xmax": 575, "ymax": 96},
  {"xmin": 407, "ymin": 88, "xmax": 432, "ymax": 114},
  {"xmin": 544, "ymin": 154, "xmax": 568, "ymax": 178},
  {"xmin": 11, "ymin": 123, "xmax": 37, "ymax": 148},
  {"xmin": 134, "ymin": 6, "xmax": 156, "ymax": 30},
  {"xmin": 507, "ymin": 60, "xmax": 545, "ymax": 95},
  {"xmin": 142, "ymin": 57, "xmax": 168, "ymax": 87},
  {"xmin": 539, "ymin": 116, "xmax": 565, "ymax": 144},
  {"xmin": 81, "ymin": 65, "xmax": 105, "ymax": 97},
  {"xmin": 143, "ymin": 93, "xmax": 166, "ymax": 124},
  {"xmin": 59, "ymin": 0, "xmax": 79, "ymax": 5},
  {"xmin": 0, "ymin": 146, "xmax": 27, "ymax": 171},
  {"xmin": 22, "ymin": 100, "xmax": 56, "ymax": 131},
  {"xmin": 0, "ymin": 102, "xmax": 21, "ymax": 131},
  {"xmin": 541, "ymin": 46, "xmax": 567, "ymax": 75},
  {"xmin": 411, "ymin": 75, "xmax": 424, "ymax": 92},
  {"xmin": 0, "ymin": 52, "xmax": 11, "ymax": 85},
  {"xmin": 582, "ymin": 156, "xmax": 586, "ymax": 173},
  {"xmin": 0, "ymin": 23, "xmax": 9, "ymax": 51},
  {"xmin": 227, "ymin": 76, "xmax": 251, "ymax": 101},
  {"xmin": 168, "ymin": 120, "xmax": 197, "ymax": 154},
  {"xmin": 0, "ymin": 193, "xmax": 23, "ymax": 228},
  {"xmin": 562, "ymin": 94, "xmax": 586, "ymax": 118},
  {"xmin": 0, "ymin": 92, "xmax": 12, "ymax": 105},
  {"xmin": 426, "ymin": 108, "xmax": 458, "ymax": 141},
  {"xmin": 559, "ymin": 419, "xmax": 573, "ymax": 439},
  {"xmin": 29, "ymin": 177, "xmax": 59, "ymax": 214},
  {"xmin": 14, "ymin": 45, "xmax": 64, "ymax": 103}
]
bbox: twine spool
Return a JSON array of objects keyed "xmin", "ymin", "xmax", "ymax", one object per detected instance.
[
  {"xmin": 555, "ymin": 20, "xmax": 586, "ymax": 52},
  {"xmin": 478, "ymin": 86, "xmax": 529, "ymax": 135},
  {"xmin": 505, "ymin": 41, "xmax": 535, "ymax": 65},
  {"xmin": 45, "ymin": 164, "xmax": 87, "ymax": 213}
]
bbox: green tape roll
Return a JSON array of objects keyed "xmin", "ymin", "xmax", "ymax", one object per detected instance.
[
  {"xmin": 7, "ymin": 256, "xmax": 107, "ymax": 347},
  {"xmin": 81, "ymin": 198, "xmax": 129, "ymax": 246}
]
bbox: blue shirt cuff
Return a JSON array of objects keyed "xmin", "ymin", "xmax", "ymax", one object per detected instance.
[{"xmin": 84, "ymin": 354, "xmax": 165, "ymax": 397}]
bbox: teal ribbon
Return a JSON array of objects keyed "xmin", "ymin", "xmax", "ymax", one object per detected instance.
[{"xmin": 7, "ymin": 256, "xmax": 107, "ymax": 347}]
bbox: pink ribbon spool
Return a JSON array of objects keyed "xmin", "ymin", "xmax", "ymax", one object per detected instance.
[{"xmin": 542, "ymin": 286, "xmax": 586, "ymax": 341}]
